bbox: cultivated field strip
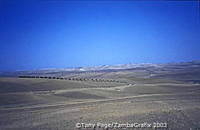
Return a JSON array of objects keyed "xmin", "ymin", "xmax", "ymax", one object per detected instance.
[{"xmin": 18, "ymin": 76, "xmax": 128, "ymax": 84}]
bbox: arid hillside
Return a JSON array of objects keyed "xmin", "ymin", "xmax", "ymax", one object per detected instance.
[{"xmin": 0, "ymin": 61, "xmax": 200, "ymax": 130}]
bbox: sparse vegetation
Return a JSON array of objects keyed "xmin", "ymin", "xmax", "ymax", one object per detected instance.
[{"xmin": 1, "ymin": 62, "xmax": 200, "ymax": 130}]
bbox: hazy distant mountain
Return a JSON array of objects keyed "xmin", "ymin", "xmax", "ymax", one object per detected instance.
[{"xmin": 0, "ymin": 61, "xmax": 200, "ymax": 77}]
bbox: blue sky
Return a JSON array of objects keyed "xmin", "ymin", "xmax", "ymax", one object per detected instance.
[{"xmin": 0, "ymin": 0, "xmax": 200, "ymax": 71}]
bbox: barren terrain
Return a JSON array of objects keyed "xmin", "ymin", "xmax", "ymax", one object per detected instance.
[{"xmin": 0, "ymin": 62, "xmax": 200, "ymax": 130}]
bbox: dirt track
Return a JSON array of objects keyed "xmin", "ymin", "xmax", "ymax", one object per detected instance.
[{"xmin": 0, "ymin": 62, "xmax": 200, "ymax": 130}]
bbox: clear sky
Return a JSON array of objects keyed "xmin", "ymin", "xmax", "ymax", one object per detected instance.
[{"xmin": 0, "ymin": 0, "xmax": 200, "ymax": 71}]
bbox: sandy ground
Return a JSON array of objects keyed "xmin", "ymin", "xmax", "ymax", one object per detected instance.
[{"xmin": 0, "ymin": 65, "xmax": 200, "ymax": 130}]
